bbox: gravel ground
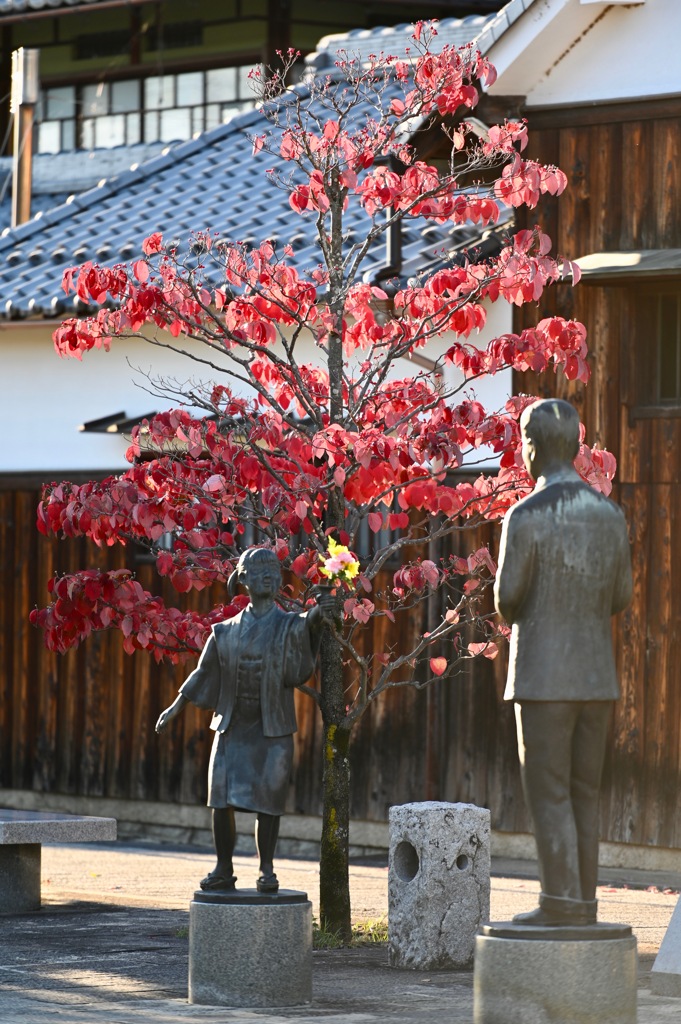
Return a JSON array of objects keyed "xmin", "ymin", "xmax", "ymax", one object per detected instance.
[{"xmin": 0, "ymin": 841, "xmax": 677, "ymax": 1023}]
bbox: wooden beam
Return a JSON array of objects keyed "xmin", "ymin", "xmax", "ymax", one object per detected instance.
[
  {"xmin": 266, "ymin": 0, "xmax": 291, "ymax": 72},
  {"xmin": 525, "ymin": 95, "xmax": 681, "ymax": 130}
]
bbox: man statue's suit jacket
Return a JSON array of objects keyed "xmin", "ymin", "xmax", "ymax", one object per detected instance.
[{"xmin": 495, "ymin": 477, "xmax": 633, "ymax": 702}]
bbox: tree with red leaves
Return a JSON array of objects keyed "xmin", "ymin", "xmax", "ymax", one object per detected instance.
[{"xmin": 32, "ymin": 25, "xmax": 615, "ymax": 938}]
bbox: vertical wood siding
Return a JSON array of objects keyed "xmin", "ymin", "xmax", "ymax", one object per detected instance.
[{"xmin": 513, "ymin": 103, "xmax": 681, "ymax": 846}]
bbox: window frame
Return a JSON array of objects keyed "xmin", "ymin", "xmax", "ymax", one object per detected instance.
[
  {"xmin": 624, "ymin": 281, "xmax": 681, "ymax": 422},
  {"xmin": 37, "ymin": 60, "xmax": 259, "ymax": 154}
]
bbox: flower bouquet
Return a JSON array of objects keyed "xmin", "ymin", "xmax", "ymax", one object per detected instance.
[{"xmin": 318, "ymin": 538, "xmax": 360, "ymax": 592}]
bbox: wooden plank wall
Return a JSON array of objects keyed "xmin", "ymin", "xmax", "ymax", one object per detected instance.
[
  {"xmin": 0, "ymin": 482, "xmax": 529, "ymax": 832},
  {"xmin": 513, "ymin": 100, "xmax": 681, "ymax": 847}
]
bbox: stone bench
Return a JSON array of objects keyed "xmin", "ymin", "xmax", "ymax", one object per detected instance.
[{"xmin": 0, "ymin": 809, "xmax": 117, "ymax": 913}]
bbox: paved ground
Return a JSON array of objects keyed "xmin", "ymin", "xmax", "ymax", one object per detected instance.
[{"xmin": 0, "ymin": 841, "xmax": 680, "ymax": 1022}]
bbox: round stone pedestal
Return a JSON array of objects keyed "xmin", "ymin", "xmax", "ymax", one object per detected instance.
[
  {"xmin": 188, "ymin": 889, "xmax": 312, "ymax": 1007},
  {"xmin": 474, "ymin": 923, "xmax": 637, "ymax": 1024},
  {"xmin": 0, "ymin": 845, "xmax": 40, "ymax": 914}
]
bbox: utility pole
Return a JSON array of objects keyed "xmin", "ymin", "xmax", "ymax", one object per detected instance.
[{"xmin": 10, "ymin": 47, "xmax": 39, "ymax": 228}]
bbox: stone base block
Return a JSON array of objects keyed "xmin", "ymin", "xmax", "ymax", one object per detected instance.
[
  {"xmin": 474, "ymin": 930, "xmax": 637, "ymax": 1024},
  {"xmin": 389, "ymin": 801, "xmax": 490, "ymax": 969},
  {"xmin": 0, "ymin": 845, "xmax": 40, "ymax": 914},
  {"xmin": 188, "ymin": 890, "xmax": 312, "ymax": 1006}
]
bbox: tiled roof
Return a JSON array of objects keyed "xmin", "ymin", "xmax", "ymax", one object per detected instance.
[
  {"xmin": 309, "ymin": 1, "xmax": 537, "ymax": 69},
  {"xmin": 309, "ymin": 16, "xmax": 497, "ymax": 70},
  {"xmin": 0, "ymin": 0, "xmax": 109, "ymax": 16},
  {"xmin": 0, "ymin": 143, "xmax": 166, "ymax": 231},
  {"xmin": 0, "ymin": 18, "xmax": 517, "ymax": 319}
]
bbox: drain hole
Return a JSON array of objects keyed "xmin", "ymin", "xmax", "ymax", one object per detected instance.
[{"xmin": 394, "ymin": 841, "xmax": 420, "ymax": 882}]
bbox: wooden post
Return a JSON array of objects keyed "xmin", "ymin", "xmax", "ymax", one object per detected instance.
[{"xmin": 10, "ymin": 47, "xmax": 39, "ymax": 228}]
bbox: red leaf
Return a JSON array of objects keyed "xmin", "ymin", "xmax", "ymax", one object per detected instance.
[
  {"xmin": 468, "ymin": 641, "xmax": 498, "ymax": 660},
  {"xmin": 133, "ymin": 260, "xmax": 149, "ymax": 283},
  {"xmin": 389, "ymin": 512, "xmax": 410, "ymax": 530},
  {"xmin": 430, "ymin": 657, "xmax": 447, "ymax": 676},
  {"xmin": 359, "ymin": 574, "xmax": 372, "ymax": 594},
  {"xmin": 291, "ymin": 553, "xmax": 309, "ymax": 577},
  {"xmin": 367, "ymin": 512, "xmax": 383, "ymax": 533},
  {"xmin": 142, "ymin": 233, "xmax": 163, "ymax": 255}
]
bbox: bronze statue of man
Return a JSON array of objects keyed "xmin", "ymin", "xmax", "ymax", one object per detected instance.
[
  {"xmin": 156, "ymin": 547, "xmax": 333, "ymax": 894},
  {"xmin": 494, "ymin": 399, "xmax": 632, "ymax": 926}
]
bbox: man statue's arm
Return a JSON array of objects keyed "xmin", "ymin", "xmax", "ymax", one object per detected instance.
[{"xmin": 494, "ymin": 509, "xmax": 532, "ymax": 625}]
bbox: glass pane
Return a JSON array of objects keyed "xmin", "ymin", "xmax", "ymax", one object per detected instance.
[
  {"xmin": 46, "ymin": 85, "xmax": 76, "ymax": 120},
  {"xmin": 206, "ymin": 67, "xmax": 236, "ymax": 103},
  {"xmin": 204, "ymin": 102, "xmax": 220, "ymax": 130},
  {"xmin": 94, "ymin": 114, "xmax": 126, "ymax": 149},
  {"xmin": 176, "ymin": 71, "xmax": 203, "ymax": 107},
  {"xmin": 159, "ymin": 107, "xmax": 191, "ymax": 141},
  {"xmin": 38, "ymin": 121, "xmax": 61, "ymax": 154},
  {"xmin": 61, "ymin": 119, "xmax": 76, "ymax": 151},
  {"xmin": 82, "ymin": 83, "xmax": 109, "ymax": 117},
  {"xmin": 144, "ymin": 75, "xmax": 175, "ymax": 110},
  {"xmin": 81, "ymin": 118, "xmax": 95, "ymax": 150},
  {"xmin": 112, "ymin": 79, "xmax": 140, "ymax": 114},
  {"xmin": 126, "ymin": 112, "xmax": 141, "ymax": 145},
  {"xmin": 658, "ymin": 296, "xmax": 680, "ymax": 402},
  {"xmin": 191, "ymin": 107, "xmax": 204, "ymax": 134},
  {"xmin": 238, "ymin": 64, "xmax": 255, "ymax": 100},
  {"xmin": 144, "ymin": 110, "xmax": 160, "ymax": 142},
  {"xmin": 221, "ymin": 102, "xmax": 241, "ymax": 122}
]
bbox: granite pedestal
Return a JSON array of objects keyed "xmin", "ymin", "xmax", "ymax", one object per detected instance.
[
  {"xmin": 0, "ymin": 809, "xmax": 117, "ymax": 913},
  {"xmin": 389, "ymin": 801, "xmax": 490, "ymax": 969},
  {"xmin": 188, "ymin": 889, "xmax": 312, "ymax": 1006},
  {"xmin": 474, "ymin": 922, "xmax": 637, "ymax": 1024}
]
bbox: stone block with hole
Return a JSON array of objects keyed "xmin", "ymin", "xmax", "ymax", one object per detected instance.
[{"xmin": 388, "ymin": 800, "xmax": 490, "ymax": 969}]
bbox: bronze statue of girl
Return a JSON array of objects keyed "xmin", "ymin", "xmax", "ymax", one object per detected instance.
[{"xmin": 156, "ymin": 547, "xmax": 334, "ymax": 893}]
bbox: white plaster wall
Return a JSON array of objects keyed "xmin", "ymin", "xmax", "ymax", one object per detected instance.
[
  {"xmin": 487, "ymin": 0, "xmax": 678, "ymax": 108},
  {"xmin": 0, "ymin": 299, "xmax": 512, "ymax": 475}
]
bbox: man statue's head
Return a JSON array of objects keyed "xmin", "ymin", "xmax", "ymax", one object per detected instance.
[{"xmin": 520, "ymin": 399, "xmax": 580, "ymax": 481}]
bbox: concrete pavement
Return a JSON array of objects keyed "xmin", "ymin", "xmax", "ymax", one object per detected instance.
[{"xmin": 0, "ymin": 840, "xmax": 679, "ymax": 1022}]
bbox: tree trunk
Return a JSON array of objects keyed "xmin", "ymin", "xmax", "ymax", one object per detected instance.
[
  {"xmin": 318, "ymin": 626, "xmax": 352, "ymax": 940},
  {"xmin": 317, "ymin": 180, "xmax": 352, "ymax": 940}
]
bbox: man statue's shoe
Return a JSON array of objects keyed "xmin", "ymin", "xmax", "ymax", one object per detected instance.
[
  {"xmin": 513, "ymin": 893, "xmax": 597, "ymax": 926},
  {"xmin": 256, "ymin": 872, "xmax": 279, "ymax": 893},
  {"xmin": 199, "ymin": 871, "xmax": 237, "ymax": 892}
]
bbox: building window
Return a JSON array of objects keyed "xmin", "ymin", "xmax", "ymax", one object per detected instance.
[
  {"xmin": 657, "ymin": 293, "xmax": 681, "ymax": 404},
  {"xmin": 37, "ymin": 65, "xmax": 257, "ymax": 153},
  {"xmin": 625, "ymin": 285, "xmax": 681, "ymax": 418}
]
